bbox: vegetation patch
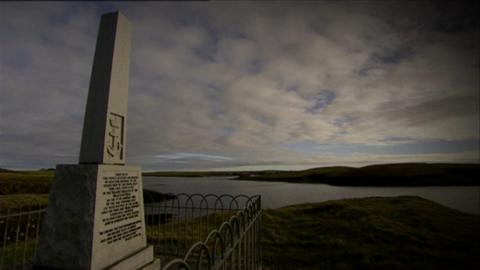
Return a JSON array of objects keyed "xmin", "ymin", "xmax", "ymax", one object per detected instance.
[
  {"xmin": 0, "ymin": 171, "xmax": 53, "ymax": 195},
  {"xmin": 144, "ymin": 163, "xmax": 479, "ymax": 186},
  {"xmin": 261, "ymin": 196, "xmax": 480, "ymax": 269},
  {"xmin": 237, "ymin": 163, "xmax": 480, "ymax": 186},
  {"xmin": 0, "ymin": 194, "xmax": 49, "ymax": 211}
]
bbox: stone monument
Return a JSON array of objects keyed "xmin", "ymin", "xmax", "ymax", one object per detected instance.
[{"xmin": 34, "ymin": 11, "xmax": 160, "ymax": 270}]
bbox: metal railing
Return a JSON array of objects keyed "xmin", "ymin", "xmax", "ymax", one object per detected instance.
[
  {"xmin": 146, "ymin": 193, "xmax": 262, "ymax": 270},
  {"xmin": 0, "ymin": 197, "xmax": 46, "ymax": 270},
  {"xmin": 0, "ymin": 194, "xmax": 262, "ymax": 270}
]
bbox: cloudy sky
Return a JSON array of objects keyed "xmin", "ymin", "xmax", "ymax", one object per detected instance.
[{"xmin": 0, "ymin": 1, "xmax": 478, "ymax": 171}]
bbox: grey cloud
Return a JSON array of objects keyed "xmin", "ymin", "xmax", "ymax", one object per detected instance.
[
  {"xmin": 154, "ymin": 153, "xmax": 233, "ymax": 162},
  {"xmin": 1, "ymin": 1, "xmax": 478, "ymax": 170}
]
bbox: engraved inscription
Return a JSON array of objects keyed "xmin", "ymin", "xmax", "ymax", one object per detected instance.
[
  {"xmin": 98, "ymin": 172, "xmax": 142, "ymax": 245},
  {"xmin": 106, "ymin": 112, "xmax": 124, "ymax": 159}
]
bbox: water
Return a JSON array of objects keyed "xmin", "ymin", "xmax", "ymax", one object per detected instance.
[{"xmin": 143, "ymin": 176, "xmax": 480, "ymax": 214}]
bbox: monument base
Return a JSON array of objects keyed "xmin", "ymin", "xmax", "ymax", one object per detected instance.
[
  {"xmin": 106, "ymin": 246, "xmax": 160, "ymax": 270},
  {"xmin": 34, "ymin": 164, "xmax": 157, "ymax": 270}
]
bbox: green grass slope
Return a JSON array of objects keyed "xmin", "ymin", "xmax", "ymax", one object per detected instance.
[
  {"xmin": 336, "ymin": 163, "xmax": 479, "ymax": 186},
  {"xmin": 0, "ymin": 170, "xmax": 53, "ymax": 195},
  {"xmin": 262, "ymin": 196, "xmax": 480, "ymax": 269},
  {"xmin": 239, "ymin": 166, "xmax": 356, "ymax": 182},
  {"xmin": 239, "ymin": 163, "xmax": 479, "ymax": 186},
  {"xmin": 143, "ymin": 171, "xmax": 242, "ymax": 177},
  {"xmin": 0, "ymin": 194, "xmax": 49, "ymax": 211},
  {"xmin": 4, "ymin": 163, "xmax": 478, "ymax": 187}
]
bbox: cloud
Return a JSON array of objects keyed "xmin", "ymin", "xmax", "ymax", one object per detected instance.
[
  {"xmin": 154, "ymin": 153, "xmax": 233, "ymax": 162},
  {"xmin": 0, "ymin": 1, "xmax": 478, "ymax": 170}
]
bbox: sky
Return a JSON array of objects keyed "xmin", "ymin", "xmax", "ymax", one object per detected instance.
[{"xmin": 0, "ymin": 1, "xmax": 479, "ymax": 171}]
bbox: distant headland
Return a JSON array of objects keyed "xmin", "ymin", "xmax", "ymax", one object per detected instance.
[{"xmin": 144, "ymin": 163, "xmax": 479, "ymax": 186}]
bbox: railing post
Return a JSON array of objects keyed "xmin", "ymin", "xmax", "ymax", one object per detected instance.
[{"xmin": 1, "ymin": 193, "xmax": 262, "ymax": 270}]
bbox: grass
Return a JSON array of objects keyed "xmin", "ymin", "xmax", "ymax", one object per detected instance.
[
  {"xmin": 1, "ymin": 166, "xmax": 479, "ymax": 268},
  {"xmin": 0, "ymin": 239, "xmax": 38, "ymax": 269},
  {"xmin": 0, "ymin": 171, "xmax": 53, "ymax": 195},
  {"xmin": 261, "ymin": 196, "xmax": 480, "ymax": 269},
  {"xmin": 1, "ymin": 196, "xmax": 478, "ymax": 269},
  {"xmin": 237, "ymin": 163, "xmax": 480, "ymax": 186},
  {"xmin": 146, "ymin": 211, "xmax": 232, "ymax": 243},
  {"xmin": 146, "ymin": 211, "xmax": 234, "ymax": 261},
  {"xmin": 143, "ymin": 163, "xmax": 479, "ymax": 186},
  {"xmin": 237, "ymin": 166, "xmax": 355, "ymax": 182},
  {"xmin": 144, "ymin": 171, "xmax": 241, "ymax": 177},
  {"xmin": 2, "ymin": 163, "xmax": 479, "ymax": 189},
  {"xmin": 0, "ymin": 194, "xmax": 49, "ymax": 211}
]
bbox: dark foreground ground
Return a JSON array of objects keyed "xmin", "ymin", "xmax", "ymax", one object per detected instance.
[
  {"xmin": 262, "ymin": 196, "xmax": 480, "ymax": 270},
  {"xmin": 1, "ymin": 169, "xmax": 479, "ymax": 269}
]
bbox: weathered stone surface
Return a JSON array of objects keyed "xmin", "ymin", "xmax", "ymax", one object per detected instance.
[
  {"xmin": 92, "ymin": 166, "xmax": 146, "ymax": 269},
  {"xmin": 35, "ymin": 10, "xmax": 158, "ymax": 270},
  {"xmin": 79, "ymin": 11, "xmax": 132, "ymax": 165},
  {"xmin": 107, "ymin": 246, "xmax": 156, "ymax": 270},
  {"xmin": 34, "ymin": 164, "xmax": 98, "ymax": 269},
  {"xmin": 141, "ymin": 258, "xmax": 161, "ymax": 270},
  {"xmin": 34, "ymin": 165, "xmax": 148, "ymax": 270}
]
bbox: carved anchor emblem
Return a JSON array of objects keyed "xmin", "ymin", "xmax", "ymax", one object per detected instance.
[{"xmin": 106, "ymin": 113, "xmax": 124, "ymax": 159}]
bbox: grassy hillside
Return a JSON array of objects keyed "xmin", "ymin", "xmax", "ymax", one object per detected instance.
[
  {"xmin": 0, "ymin": 170, "xmax": 53, "ymax": 195},
  {"xmin": 3, "ymin": 163, "xmax": 478, "ymax": 189},
  {"xmin": 0, "ymin": 194, "xmax": 49, "ymax": 210},
  {"xmin": 144, "ymin": 163, "xmax": 479, "ymax": 186},
  {"xmin": 238, "ymin": 166, "xmax": 355, "ymax": 181},
  {"xmin": 0, "ymin": 169, "xmax": 173, "ymax": 210},
  {"xmin": 1, "ymin": 165, "xmax": 478, "ymax": 269},
  {"xmin": 143, "ymin": 171, "xmax": 241, "ymax": 177},
  {"xmin": 238, "ymin": 163, "xmax": 479, "ymax": 186},
  {"xmin": 262, "ymin": 196, "xmax": 480, "ymax": 269}
]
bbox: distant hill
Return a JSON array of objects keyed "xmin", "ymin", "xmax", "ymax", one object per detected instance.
[
  {"xmin": 0, "ymin": 170, "xmax": 54, "ymax": 195},
  {"xmin": 143, "ymin": 171, "xmax": 240, "ymax": 177},
  {"xmin": 3, "ymin": 163, "xmax": 478, "ymax": 188},
  {"xmin": 236, "ymin": 163, "xmax": 479, "ymax": 186},
  {"xmin": 0, "ymin": 167, "xmax": 14, "ymax": 173}
]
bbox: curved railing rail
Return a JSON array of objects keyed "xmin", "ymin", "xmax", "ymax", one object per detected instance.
[
  {"xmin": 0, "ymin": 193, "xmax": 261, "ymax": 270},
  {"xmin": 145, "ymin": 193, "xmax": 262, "ymax": 270},
  {"xmin": 0, "ymin": 197, "xmax": 46, "ymax": 270}
]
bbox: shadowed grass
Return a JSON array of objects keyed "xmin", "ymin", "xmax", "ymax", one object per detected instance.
[
  {"xmin": 1, "ymin": 167, "xmax": 479, "ymax": 269},
  {"xmin": 239, "ymin": 163, "xmax": 479, "ymax": 186},
  {"xmin": 0, "ymin": 194, "xmax": 49, "ymax": 211},
  {"xmin": 146, "ymin": 211, "xmax": 235, "ymax": 263},
  {"xmin": 146, "ymin": 212, "xmax": 232, "ymax": 244},
  {"xmin": 262, "ymin": 196, "xmax": 480, "ymax": 269},
  {"xmin": 1, "ymin": 196, "xmax": 478, "ymax": 269},
  {"xmin": 0, "ymin": 240, "xmax": 37, "ymax": 269},
  {"xmin": 143, "ymin": 163, "xmax": 479, "ymax": 186},
  {"xmin": 0, "ymin": 171, "xmax": 53, "ymax": 195},
  {"xmin": 2, "ymin": 163, "xmax": 479, "ymax": 189}
]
